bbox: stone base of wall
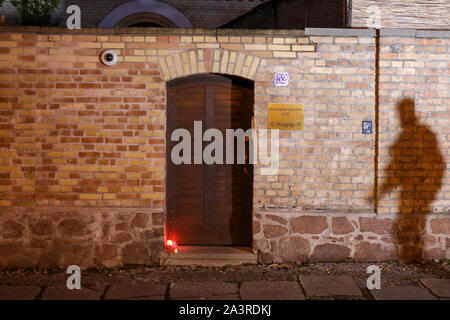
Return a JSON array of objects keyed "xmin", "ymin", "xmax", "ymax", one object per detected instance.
[
  {"xmin": 0, "ymin": 207, "xmax": 164, "ymax": 269},
  {"xmin": 253, "ymin": 211, "xmax": 450, "ymax": 263},
  {"xmin": 1, "ymin": 208, "xmax": 449, "ymax": 269}
]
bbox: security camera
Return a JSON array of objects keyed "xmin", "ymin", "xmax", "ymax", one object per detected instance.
[{"xmin": 100, "ymin": 50, "xmax": 118, "ymax": 66}]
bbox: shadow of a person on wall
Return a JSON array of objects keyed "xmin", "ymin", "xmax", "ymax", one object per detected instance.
[{"xmin": 370, "ymin": 98, "xmax": 444, "ymax": 263}]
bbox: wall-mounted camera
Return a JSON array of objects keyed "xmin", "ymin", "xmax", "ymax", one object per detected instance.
[{"xmin": 100, "ymin": 50, "xmax": 118, "ymax": 66}]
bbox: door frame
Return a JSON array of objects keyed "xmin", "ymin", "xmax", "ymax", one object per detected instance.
[{"xmin": 164, "ymin": 73, "xmax": 255, "ymax": 247}]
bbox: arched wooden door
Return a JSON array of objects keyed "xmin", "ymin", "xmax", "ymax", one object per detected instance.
[{"xmin": 166, "ymin": 74, "xmax": 254, "ymax": 246}]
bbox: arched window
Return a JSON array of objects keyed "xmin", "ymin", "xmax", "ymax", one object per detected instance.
[
  {"xmin": 99, "ymin": 0, "xmax": 192, "ymax": 28},
  {"xmin": 115, "ymin": 12, "xmax": 177, "ymax": 28}
]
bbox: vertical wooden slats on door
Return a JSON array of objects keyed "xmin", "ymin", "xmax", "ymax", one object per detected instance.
[{"xmin": 167, "ymin": 74, "xmax": 254, "ymax": 246}]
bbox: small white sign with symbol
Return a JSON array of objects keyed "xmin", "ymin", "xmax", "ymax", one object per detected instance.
[{"xmin": 275, "ymin": 72, "xmax": 289, "ymax": 87}]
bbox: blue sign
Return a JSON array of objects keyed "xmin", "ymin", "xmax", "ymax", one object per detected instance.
[
  {"xmin": 362, "ymin": 121, "xmax": 373, "ymax": 134},
  {"xmin": 275, "ymin": 72, "xmax": 289, "ymax": 87}
]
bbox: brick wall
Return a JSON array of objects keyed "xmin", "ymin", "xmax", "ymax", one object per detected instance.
[
  {"xmin": 351, "ymin": 0, "xmax": 450, "ymax": 29},
  {"xmin": 377, "ymin": 33, "xmax": 449, "ymax": 215},
  {"xmin": 253, "ymin": 34, "xmax": 375, "ymax": 212},
  {"xmin": 0, "ymin": 27, "xmax": 448, "ymax": 268},
  {"xmin": 1, "ymin": 33, "xmax": 167, "ymax": 208}
]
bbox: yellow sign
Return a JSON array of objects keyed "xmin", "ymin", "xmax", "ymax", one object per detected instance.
[{"xmin": 267, "ymin": 103, "xmax": 304, "ymax": 130}]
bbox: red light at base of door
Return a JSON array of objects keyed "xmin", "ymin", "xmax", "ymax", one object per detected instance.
[{"xmin": 165, "ymin": 239, "xmax": 178, "ymax": 253}]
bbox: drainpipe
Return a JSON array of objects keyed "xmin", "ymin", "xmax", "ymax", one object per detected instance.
[{"xmin": 373, "ymin": 28, "xmax": 380, "ymax": 214}]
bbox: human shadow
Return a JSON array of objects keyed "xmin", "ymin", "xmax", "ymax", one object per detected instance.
[{"xmin": 370, "ymin": 98, "xmax": 444, "ymax": 263}]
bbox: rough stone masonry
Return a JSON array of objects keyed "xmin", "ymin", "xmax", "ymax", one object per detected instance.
[{"xmin": 0, "ymin": 26, "xmax": 448, "ymax": 268}]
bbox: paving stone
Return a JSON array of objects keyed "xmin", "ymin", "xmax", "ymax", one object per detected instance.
[
  {"xmin": 178, "ymin": 294, "xmax": 240, "ymax": 300},
  {"xmin": 205, "ymin": 294, "xmax": 239, "ymax": 300},
  {"xmin": 105, "ymin": 283, "xmax": 167, "ymax": 300},
  {"xmin": 42, "ymin": 286, "xmax": 104, "ymax": 300},
  {"xmin": 170, "ymin": 281, "xmax": 237, "ymax": 299},
  {"xmin": 420, "ymin": 279, "xmax": 450, "ymax": 298},
  {"xmin": 240, "ymin": 281, "xmax": 305, "ymax": 300},
  {"xmin": 371, "ymin": 286, "xmax": 437, "ymax": 300},
  {"xmin": 123, "ymin": 296, "xmax": 166, "ymax": 300},
  {"xmin": 0, "ymin": 286, "xmax": 41, "ymax": 300},
  {"xmin": 299, "ymin": 276, "xmax": 362, "ymax": 297}
]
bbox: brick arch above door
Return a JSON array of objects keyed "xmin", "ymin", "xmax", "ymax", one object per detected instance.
[{"xmin": 158, "ymin": 49, "xmax": 262, "ymax": 82}]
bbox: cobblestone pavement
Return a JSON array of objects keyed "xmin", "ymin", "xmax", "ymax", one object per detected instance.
[{"xmin": 0, "ymin": 261, "xmax": 448, "ymax": 300}]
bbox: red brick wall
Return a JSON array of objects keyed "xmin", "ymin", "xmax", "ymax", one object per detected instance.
[
  {"xmin": 0, "ymin": 33, "xmax": 36, "ymax": 207},
  {"xmin": 1, "ymin": 33, "xmax": 167, "ymax": 208}
]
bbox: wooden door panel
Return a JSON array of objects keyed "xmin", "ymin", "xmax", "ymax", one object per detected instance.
[{"xmin": 167, "ymin": 74, "xmax": 253, "ymax": 246}]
